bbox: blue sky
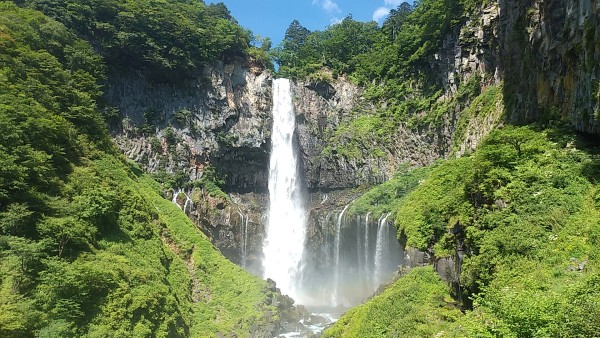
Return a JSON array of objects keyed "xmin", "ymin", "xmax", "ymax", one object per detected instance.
[{"xmin": 206, "ymin": 0, "xmax": 414, "ymax": 47}]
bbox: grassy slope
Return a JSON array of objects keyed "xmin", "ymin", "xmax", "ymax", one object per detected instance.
[
  {"xmin": 136, "ymin": 174, "xmax": 275, "ymax": 337},
  {"xmin": 323, "ymin": 267, "xmax": 462, "ymax": 338},
  {"xmin": 91, "ymin": 157, "xmax": 276, "ymax": 337}
]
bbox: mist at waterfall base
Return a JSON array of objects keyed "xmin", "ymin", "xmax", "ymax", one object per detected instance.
[
  {"xmin": 262, "ymin": 78, "xmax": 404, "ymax": 316},
  {"xmin": 299, "ymin": 210, "xmax": 404, "ymax": 308}
]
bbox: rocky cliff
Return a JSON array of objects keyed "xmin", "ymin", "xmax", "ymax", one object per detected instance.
[
  {"xmin": 105, "ymin": 9, "xmax": 503, "ymax": 269},
  {"xmin": 500, "ymin": 0, "xmax": 600, "ymax": 133},
  {"xmin": 108, "ymin": 57, "xmax": 273, "ymax": 192},
  {"xmin": 292, "ymin": 79, "xmax": 447, "ymax": 190},
  {"xmin": 105, "ymin": 57, "xmax": 272, "ymax": 269}
]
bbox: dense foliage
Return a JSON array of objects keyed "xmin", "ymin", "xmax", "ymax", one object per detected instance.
[
  {"xmin": 3, "ymin": 0, "xmax": 599, "ymax": 336},
  {"xmin": 323, "ymin": 267, "xmax": 461, "ymax": 338},
  {"xmin": 0, "ymin": 4, "xmax": 279, "ymax": 336},
  {"xmin": 275, "ymin": 0, "xmax": 465, "ymax": 86},
  {"xmin": 325, "ymin": 126, "xmax": 600, "ymax": 337},
  {"xmin": 347, "ymin": 165, "xmax": 432, "ymax": 219},
  {"xmin": 15, "ymin": 0, "xmax": 269, "ymax": 80}
]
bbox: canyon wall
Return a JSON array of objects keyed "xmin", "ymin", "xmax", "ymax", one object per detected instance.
[{"xmin": 107, "ymin": 0, "xmax": 600, "ymax": 274}]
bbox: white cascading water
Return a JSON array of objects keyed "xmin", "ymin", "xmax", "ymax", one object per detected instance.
[
  {"xmin": 172, "ymin": 189, "xmax": 193, "ymax": 214},
  {"xmin": 262, "ymin": 78, "xmax": 307, "ymax": 300},
  {"xmin": 332, "ymin": 203, "xmax": 351, "ymax": 306},
  {"xmin": 236, "ymin": 207, "xmax": 249, "ymax": 269},
  {"xmin": 364, "ymin": 212, "xmax": 372, "ymax": 287},
  {"xmin": 374, "ymin": 212, "xmax": 392, "ymax": 288},
  {"xmin": 356, "ymin": 215, "xmax": 362, "ymax": 280}
]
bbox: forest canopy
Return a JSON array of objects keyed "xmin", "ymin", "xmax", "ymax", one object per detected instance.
[{"xmin": 14, "ymin": 0, "xmax": 260, "ymax": 79}]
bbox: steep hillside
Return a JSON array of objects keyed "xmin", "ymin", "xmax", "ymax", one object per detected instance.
[
  {"xmin": 0, "ymin": 3, "xmax": 296, "ymax": 337},
  {"xmin": 276, "ymin": 0, "xmax": 600, "ymax": 184}
]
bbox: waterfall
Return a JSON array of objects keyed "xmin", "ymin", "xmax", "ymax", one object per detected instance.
[
  {"xmin": 183, "ymin": 193, "xmax": 193, "ymax": 214},
  {"xmin": 172, "ymin": 188, "xmax": 193, "ymax": 215},
  {"xmin": 172, "ymin": 188, "xmax": 180, "ymax": 205},
  {"xmin": 332, "ymin": 203, "xmax": 351, "ymax": 306},
  {"xmin": 262, "ymin": 78, "xmax": 306, "ymax": 300},
  {"xmin": 323, "ymin": 212, "xmax": 332, "ymax": 262},
  {"xmin": 236, "ymin": 207, "xmax": 249, "ymax": 269},
  {"xmin": 356, "ymin": 214, "xmax": 362, "ymax": 283},
  {"xmin": 374, "ymin": 213, "xmax": 392, "ymax": 288},
  {"xmin": 243, "ymin": 215, "xmax": 249, "ymax": 268},
  {"xmin": 364, "ymin": 212, "xmax": 372, "ymax": 288}
]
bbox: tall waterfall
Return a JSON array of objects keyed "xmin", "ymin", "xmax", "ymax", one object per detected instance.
[{"xmin": 262, "ymin": 78, "xmax": 306, "ymax": 300}]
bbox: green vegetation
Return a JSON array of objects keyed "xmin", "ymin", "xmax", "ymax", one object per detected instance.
[
  {"xmin": 347, "ymin": 165, "xmax": 432, "ymax": 219},
  {"xmin": 325, "ymin": 126, "xmax": 600, "ymax": 337},
  {"xmin": 137, "ymin": 176, "xmax": 278, "ymax": 337},
  {"xmin": 451, "ymin": 83, "xmax": 503, "ymax": 152},
  {"xmin": 0, "ymin": 3, "xmax": 280, "ymax": 336},
  {"xmin": 275, "ymin": 1, "xmax": 495, "ymax": 163},
  {"xmin": 4, "ymin": 0, "xmax": 599, "ymax": 337},
  {"xmin": 275, "ymin": 17, "xmax": 379, "ymax": 79},
  {"xmin": 16, "ymin": 0, "xmax": 257, "ymax": 80},
  {"xmin": 323, "ymin": 267, "xmax": 461, "ymax": 338}
]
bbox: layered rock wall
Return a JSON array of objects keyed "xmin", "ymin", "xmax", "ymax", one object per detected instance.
[
  {"xmin": 108, "ymin": 58, "xmax": 272, "ymax": 192},
  {"xmin": 500, "ymin": 0, "xmax": 600, "ymax": 133},
  {"xmin": 292, "ymin": 80, "xmax": 447, "ymax": 190}
]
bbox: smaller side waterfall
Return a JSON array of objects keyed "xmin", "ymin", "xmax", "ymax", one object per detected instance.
[
  {"xmin": 301, "ymin": 208, "xmax": 403, "ymax": 308},
  {"xmin": 172, "ymin": 189, "xmax": 193, "ymax": 214},
  {"xmin": 332, "ymin": 203, "xmax": 352, "ymax": 306},
  {"xmin": 364, "ymin": 212, "xmax": 372, "ymax": 287},
  {"xmin": 374, "ymin": 213, "xmax": 392, "ymax": 288},
  {"xmin": 356, "ymin": 214, "xmax": 362, "ymax": 286},
  {"xmin": 235, "ymin": 207, "xmax": 249, "ymax": 269}
]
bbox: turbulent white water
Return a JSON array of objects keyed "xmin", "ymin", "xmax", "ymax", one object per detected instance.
[
  {"xmin": 262, "ymin": 78, "xmax": 306, "ymax": 300},
  {"xmin": 261, "ymin": 78, "xmax": 403, "ymax": 318},
  {"xmin": 332, "ymin": 203, "xmax": 351, "ymax": 306}
]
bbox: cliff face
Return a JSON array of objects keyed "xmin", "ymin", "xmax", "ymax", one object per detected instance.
[
  {"xmin": 293, "ymin": 79, "xmax": 455, "ymax": 190},
  {"xmin": 106, "ymin": 58, "xmax": 274, "ymax": 269},
  {"xmin": 108, "ymin": 57, "xmax": 273, "ymax": 192},
  {"xmin": 500, "ymin": 0, "xmax": 600, "ymax": 133},
  {"xmin": 106, "ymin": 2, "xmax": 506, "ymax": 194},
  {"xmin": 106, "ymin": 8, "xmax": 503, "ymax": 266}
]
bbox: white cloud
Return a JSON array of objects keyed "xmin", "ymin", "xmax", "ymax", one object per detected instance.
[
  {"xmin": 323, "ymin": 0, "xmax": 341, "ymax": 12},
  {"xmin": 372, "ymin": 7, "xmax": 391, "ymax": 22},
  {"xmin": 313, "ymin": 0, "xmax": 341, "ymax": 13},
  {"xmin": 384, "ymin": 0, "xmax": 404, "ymax": 6},
  {"xmin": 330, "ymin": 16, "xmax": 342, "ymax": 25},
  {"xmin": 373, "ymin": 0, "xmax": 408, "ymax": 23}
]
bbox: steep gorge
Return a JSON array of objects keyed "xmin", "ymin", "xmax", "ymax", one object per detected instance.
[
  {"xmin": 0, "ymin": 0, "xmax": 600, "ymax": 336},
  {"xmin": 108, "ymin": 0, "xmax": 600, "ymax": 291}
]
